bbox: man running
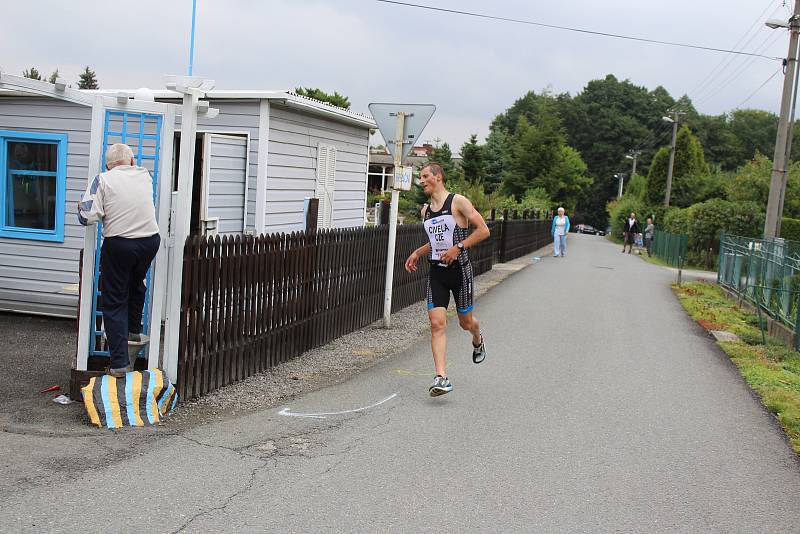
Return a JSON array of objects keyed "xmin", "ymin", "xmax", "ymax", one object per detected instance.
[{"xmin": 404, "ymin": 163, "xmax": 491, "ymax": 396}]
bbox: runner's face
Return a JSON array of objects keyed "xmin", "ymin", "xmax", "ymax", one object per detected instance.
[{"xmin": 420, "ymin": 168, "xmax": 441, "ymax": 196}]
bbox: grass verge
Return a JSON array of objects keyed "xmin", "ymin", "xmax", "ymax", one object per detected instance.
[{"xmin": 674, "ymin": 281, "xmax": 800, "ymax": 453}]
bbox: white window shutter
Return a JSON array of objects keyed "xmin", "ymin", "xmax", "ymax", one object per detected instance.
[{"xmin": 315, "ymin": 144, "xmax": 337, "ymax": 228}]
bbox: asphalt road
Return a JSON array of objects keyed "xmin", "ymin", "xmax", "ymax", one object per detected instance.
[{"xmin": 4, "ymin": 234, "xmax": 800, "ymax": 533}]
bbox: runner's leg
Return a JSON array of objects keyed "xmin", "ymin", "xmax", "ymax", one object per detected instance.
[
  {"xmin": 428, "ymin": 308, "xmax": 448, "ymax": 377},
  {"xmin": 458, "ymin": 311, "xmax": 481, "ymax": 346}
]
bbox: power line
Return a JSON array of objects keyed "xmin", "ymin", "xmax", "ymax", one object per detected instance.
[
  {"xmin": 373, "ymin": 0, "xmax": 782, "ymax": 59},
  {"xmin": 689, "ymin": 1, "xmax": 782, "ymax": 98},
  {"xmin": 733, "ymin": 67, "xmax": 783, "ymax": 109},
  {"xmin": 694, "ymin": 31, "xmax": 784, "ymax": 105}
]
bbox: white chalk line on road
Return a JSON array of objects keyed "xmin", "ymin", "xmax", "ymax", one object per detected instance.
[{"xmin": 278, "ymin": 393, "xmax": 398, "ymax": 419}]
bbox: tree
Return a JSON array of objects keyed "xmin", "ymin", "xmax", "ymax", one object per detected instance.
[
  {"xmin": 459, "ymin": 134, "xmax": 485, "ymax": 183},
  {"xmin": 23, "ymin": 67, "xmax": 42, "ymax": 80},
  {"xmin": 483, "ymin": 127, "xmax": 512, "ymax": 193},
  {"xmin": 294, "ymin": 87, "xmax": 350, "ymax": 109},
  {"xmin": 47, "ymin": 69, "xmax": 60, "ymax": 84},
  {"xmin": 645, "ymin": 125, "xmax": 709, "ymax": 206},
  {"xmin": 503, "ymin": 115, "xmax": 563, "ymax": 199},
  {"xmin": 78, "ymin": 67, "xmax": 99, "ymax": 89}
]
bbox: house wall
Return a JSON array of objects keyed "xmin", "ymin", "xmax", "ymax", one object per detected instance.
[
  {"xmin": 265, "ymin": 104, "xmax": 369, "ymax": 233},
  {"xmin": 0, "ymin": 96, "xmax": 90, "ymax": 317}
]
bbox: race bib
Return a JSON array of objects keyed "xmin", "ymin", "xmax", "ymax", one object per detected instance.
[{"xmin": 424, "ymin": 214, "xmax": 456, "ymax": 261}]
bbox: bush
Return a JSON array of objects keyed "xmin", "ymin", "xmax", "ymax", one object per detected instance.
[
  {"xmin": 663, "ymin": 207, "xmax": 690, "ymax": 235},
  {"xmin": 686, "ymin": 199, "xmax": 763, "ymax": 268},
  {"xmin": 781, "ymin": 217, "xmax": 800, "ymax": 242},
  {"xmin": 607, "ymin": 195, "xmax": 645, "ymax": 240}
]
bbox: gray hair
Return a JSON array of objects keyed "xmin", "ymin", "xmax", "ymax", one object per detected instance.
[
  {"xmin": 105, "ymin": 143, "xmax": 134, "ymax": 168},
  {"xmin": 557, "ymin": 207, "xmax": 565, "ymax": 213}
]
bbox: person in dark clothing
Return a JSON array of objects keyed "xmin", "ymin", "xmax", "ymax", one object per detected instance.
[{"xmin": 622, "ymin": 212, "xmax": 639, "ymax": 254}]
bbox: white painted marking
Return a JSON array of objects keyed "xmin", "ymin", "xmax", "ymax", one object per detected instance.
[{"xmin": 278, "ymin": 393, "xmax": 398, "ymax": 419}]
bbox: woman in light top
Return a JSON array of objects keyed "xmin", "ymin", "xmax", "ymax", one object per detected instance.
[{"xmin": 551, "ymin": 207, "xmax": 570, "ymax": 258}]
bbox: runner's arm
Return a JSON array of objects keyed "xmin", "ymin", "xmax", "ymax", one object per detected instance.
[{"xmin": 453, "ymin": 195, "xmax": 490, "ymax": 249}]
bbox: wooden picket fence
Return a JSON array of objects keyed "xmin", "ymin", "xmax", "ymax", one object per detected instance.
[{"xmin": 177, "ymin": 215, "xmax": 550, "ymax": 400}]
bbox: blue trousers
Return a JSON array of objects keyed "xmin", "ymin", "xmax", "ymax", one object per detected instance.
[
  {"xmin": 100, "ymin": 234, "xmax": 160, "ymax": 369},
  {"xmin": 553, "ymin": 234, "xmax": 567, "ymax": 257}
]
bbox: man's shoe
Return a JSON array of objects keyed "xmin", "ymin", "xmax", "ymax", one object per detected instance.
[
  {"xmin": 429, "ymin": 375, "xmax": 453, "ymax": 397},
  {"xmin": 472, "ymin": 334, "xmax": 487, "ymax": 364},
  {"xmin": 108, "ymin": 366, "xmax": 131, "ymax": 378},
  {"xmin": 128, "ymin": 333, "xmax": 149, "ymax": 345}
]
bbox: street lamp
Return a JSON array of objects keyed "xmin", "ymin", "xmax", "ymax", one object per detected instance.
[
  {"xmin": 615, "ymin": 173, "xmax": 625, "ymax": 199},
  {"xmin": 766, "ymin": 19, "xmax": 790, "ymax": 29}
]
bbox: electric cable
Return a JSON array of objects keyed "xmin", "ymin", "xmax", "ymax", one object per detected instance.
[{"xmin": 373, "ymin": 0, "xmax": 782, "ymax": 60}]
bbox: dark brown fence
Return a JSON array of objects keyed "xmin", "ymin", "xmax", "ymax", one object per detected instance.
[{"xmin": 177, "ymin": 217, "xmax": 550, "ymax": 400}]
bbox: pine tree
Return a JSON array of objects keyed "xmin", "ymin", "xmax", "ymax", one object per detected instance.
[
  {"xmin": 483, "ymin": 127, "xmax": 512, "ymax": 193},
  {"xmin": 78, "ymin": 67, "xmax": 99, "ymax": 89},
  {"xmin": 47, "ymin": 69, "xmax": 60, "ymax": 84},
  {"xmin": 23, "ymin": 67, "xmax": 42, "ymax": 80},
  {"xmin": 459, "ymin": 134, "xmax": 486, "ymax": 183}
]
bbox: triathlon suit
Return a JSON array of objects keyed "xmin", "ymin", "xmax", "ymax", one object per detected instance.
[{"xmin": 423, "ymin": 193, "xmax": 474, "ymax": 314}]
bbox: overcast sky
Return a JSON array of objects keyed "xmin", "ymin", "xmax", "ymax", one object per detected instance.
[{"xmin": 1, "ymin": 0, "xmax": 793, "ymax": 151}]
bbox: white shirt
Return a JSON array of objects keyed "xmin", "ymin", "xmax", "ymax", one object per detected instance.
[
  {"xmin": 628, "ymin": 218, "xmax": 636, "ymax": 229},
  {"xmin": 79, "ymin": 165, "xmax": 159, "ymax": 238},
  {"xmin": 554, "ymin": 216, "xmax": 567, "ymax": 236}
]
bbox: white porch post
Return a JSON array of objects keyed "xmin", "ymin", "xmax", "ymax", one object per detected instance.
[{"xmin": 161, "ymin": 77, "xmax": 216, "ymax": 384}]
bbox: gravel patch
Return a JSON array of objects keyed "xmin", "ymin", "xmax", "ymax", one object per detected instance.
[{"xmin": 166, "ymin": 248, "xmax": 547, "ymax": 428}]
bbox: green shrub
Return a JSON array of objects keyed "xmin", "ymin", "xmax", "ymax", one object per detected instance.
[
  {"xmin": 781, "ymin": 217, "xmax": 800, "ymax": 242},
  {"xmin": 663, "ymin": 207, "xmax": 690, "ymax": 235},
  {"xmin": 608, "ymin": 195, "xmax": 645, "ymax": 239}
]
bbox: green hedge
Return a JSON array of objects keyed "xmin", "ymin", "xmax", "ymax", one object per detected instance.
[{"xmin": 781, "ymin": 217, "xmax": 800, "ymax": 242}]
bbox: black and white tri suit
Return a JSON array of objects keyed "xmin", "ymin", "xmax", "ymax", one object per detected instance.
[{"xmin": 423, "ymin": 193, "xmax": 474, "ymax": 314}]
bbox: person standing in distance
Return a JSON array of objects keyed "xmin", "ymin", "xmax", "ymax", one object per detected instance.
[
  {"xmin": 622, "ymin": 211, "xmax": 639, "ymax": 254},
  {"xmin": 78, "ymin": 144, "xmax": 160, "ymax": 377},
  {"xmin": 404, "ymin": 163, "xmax": 491, "ymax": 396},
  {"xmin": 551, "ymin": 207, "xmax": 570, "ymax": 257}
]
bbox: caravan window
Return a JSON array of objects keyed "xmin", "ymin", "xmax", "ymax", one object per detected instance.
[{"xmin": 0, "ymin": 131, "xmax": 67, "ymax": 242}]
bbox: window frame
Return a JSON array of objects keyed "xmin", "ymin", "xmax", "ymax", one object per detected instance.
[{"xmin": 0, "ymin": 130, "xmax": 68, "ymax": 242}]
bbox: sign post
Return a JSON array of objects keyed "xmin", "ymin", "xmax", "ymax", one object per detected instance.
[{"xmin": 368, "ymin": 103, "xmax": 435, "ymax": 328}]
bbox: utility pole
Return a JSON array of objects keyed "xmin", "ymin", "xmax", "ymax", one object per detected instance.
[
  {"xmin": 626, "ymin": 149, "xmax": 641, "ymax": 178},
  {"xmin": 663, "ymin": 111, "xmax": 684, "ymax": 207},
  {"xmin": 615, "ymin": 173, "xmax": 625, "ymax": 199},
  {"xmin": 765, "ymin": 2, "xmax": 800, "ymax": 238}
]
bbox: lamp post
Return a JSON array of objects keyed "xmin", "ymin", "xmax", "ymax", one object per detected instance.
[
  {"xmin": 615, "ymin": 173, "xmax": 625, "ymax": 199},
  {"xmin": 764, "ymin": 6, "xmax": 800, "ymax": 238},
  {"xmin": 662, "ymin": 111, "xmax": 684, "ymax": 207}
]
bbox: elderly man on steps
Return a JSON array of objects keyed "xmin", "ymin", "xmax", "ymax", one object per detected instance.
[{"xmin": 78, "ymin": 143, "xmax": 160, "ymax": 377}]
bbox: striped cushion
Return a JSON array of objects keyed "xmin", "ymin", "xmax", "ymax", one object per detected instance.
[{"xmin": 81, "ymin": 369, "xmax": 178, "ymax": 428}]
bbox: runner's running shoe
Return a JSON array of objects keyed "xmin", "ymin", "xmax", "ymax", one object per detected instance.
[
  {"xmin": 429, "ymin": 375, "xmax": 453, "ymax": 397},
  {"xmin": 472, "ymin": 334, "xmax": 487, "ymax": 364}
]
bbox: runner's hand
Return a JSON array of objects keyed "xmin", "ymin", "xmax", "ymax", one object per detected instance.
[
  {"xmin": 440, "ymin": 246, "xmax": 460, "ymax": 265},
  {"xmin": 405, "ymin": 251, "xmax": 419, "ymax": 272}
]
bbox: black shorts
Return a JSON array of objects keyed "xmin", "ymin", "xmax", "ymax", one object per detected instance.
[{"xmin": 426, "ymin": 261, "xmax": 474, "ymax": 314}]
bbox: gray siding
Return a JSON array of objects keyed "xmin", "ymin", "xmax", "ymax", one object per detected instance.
[
  {"xmin": 265, "ymin": 104, "xmax": 368, "ymax": 233},
  {"xmin": 0, "ymin": 97, "xmax": 91, "ymax": 317},
  {"xmin": 176, "ymin": 100, "xmax": 260, "ymax": 230},
  {"xmin": 206, "ymin": 135, "xmax": 247, "ymax": 235}
]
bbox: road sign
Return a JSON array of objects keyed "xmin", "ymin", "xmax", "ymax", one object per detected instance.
[
  {"xmin": 393, "ymin": 165, "xmax": 414, "ymax": 191},
  {"xmin": 368, "ymin": 103, "xmax": 436, "ymax": 160}
]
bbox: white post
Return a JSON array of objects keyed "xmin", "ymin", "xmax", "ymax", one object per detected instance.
[
  {"xmin": 383, "ymin": 112, "xmax": 405, "ymax": 328},
  {"xmin": 75, "ymin": 96, "xmax": 106, "ymax": 371},
  {"xmin": 146, "ymin": 105, "xmax": 176, "ymax": 370},
  {"xmin": 162, "ymin": 89, "xmax": 201, "ymax": 383}
]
